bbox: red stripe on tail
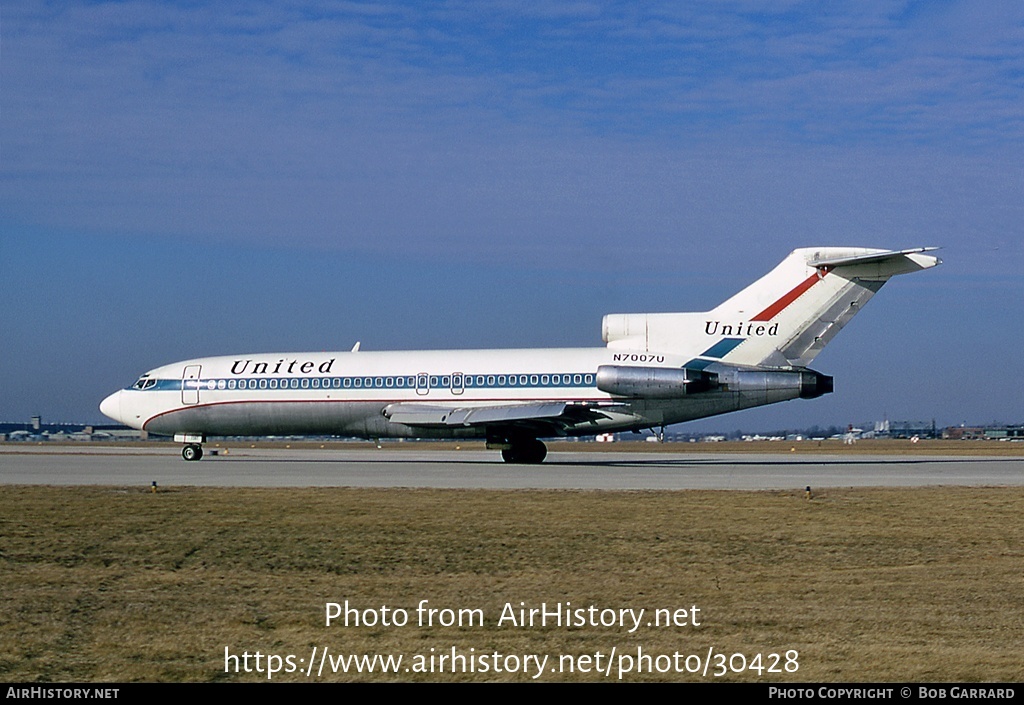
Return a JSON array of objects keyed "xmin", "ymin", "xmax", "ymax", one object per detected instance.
[{"xmin": 751, "ymin": 266, "xmax": 831, "ymax": 321}]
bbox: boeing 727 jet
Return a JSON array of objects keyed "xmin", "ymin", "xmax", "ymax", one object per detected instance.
[{"xmin": 100, "ymin": 246, "xmax": 940, "ymax": 462}]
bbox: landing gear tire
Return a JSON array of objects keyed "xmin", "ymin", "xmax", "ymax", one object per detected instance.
[
  {"xmin": 501, "ymin": 439, "xmax": 547, "ymax": 464},
  {"xmin": 182, "ymin": 444, "xmax": 203, "ymax": 461}
]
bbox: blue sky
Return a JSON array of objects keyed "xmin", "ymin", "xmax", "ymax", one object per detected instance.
[{"xmin": 2, "ymin": 1, "xmax": 1022, "ymax": 430}]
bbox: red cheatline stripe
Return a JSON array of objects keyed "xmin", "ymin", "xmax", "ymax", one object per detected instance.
[{"xmin": 751, "ymin": 266, "xmax": 831, "ymax": 321}]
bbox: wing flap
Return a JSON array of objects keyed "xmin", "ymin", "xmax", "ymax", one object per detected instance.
[
  {"xmin": 382, "ymin": 404, "xmax": 465, "ymax": 426},
  {"xmin": 384, "ymin": 401, "xmax": 569, "ymax": 427}
]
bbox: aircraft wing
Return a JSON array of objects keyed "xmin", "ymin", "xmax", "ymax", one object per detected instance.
[{"xmin": 382, "ymin": 401, "xmax": 623, "ymax": 432}]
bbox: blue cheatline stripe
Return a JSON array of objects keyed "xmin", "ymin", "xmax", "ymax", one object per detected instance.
[
  {"xmin": 700, "ymin": 338, "xmax": 745, "ymax": 359},
  {"xmin": 683, "ymin": 359, "xmax": 713, "ymax": 371}
]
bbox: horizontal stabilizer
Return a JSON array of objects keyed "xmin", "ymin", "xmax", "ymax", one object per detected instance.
[{"xmin": 809, "ymin": 247, "xmax": 941, "ymax": 270}]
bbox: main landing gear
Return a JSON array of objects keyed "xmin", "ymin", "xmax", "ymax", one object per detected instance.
[{"xmin": 498, "ymin": 438, "xmax": 547, "ymax": 464}]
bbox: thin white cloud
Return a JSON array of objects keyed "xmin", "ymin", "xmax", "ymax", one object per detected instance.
[{"xmin": 2, "ymin": 0, "xmax": 1022, "ymax": 271}]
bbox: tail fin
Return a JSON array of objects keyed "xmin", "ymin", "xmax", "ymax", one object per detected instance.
[{"xmin": 603, "ymin": 247, "xmax": 940, "ymax": 368}]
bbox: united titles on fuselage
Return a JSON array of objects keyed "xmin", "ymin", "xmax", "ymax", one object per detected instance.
[{"xmin": 230, "ymin": 358, "xmax": 336, "ymax": 375}]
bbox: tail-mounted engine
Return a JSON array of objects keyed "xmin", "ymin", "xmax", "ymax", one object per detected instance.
[
  {"xmin": 596, "ymin": 364, "xmax": 832, "ymax": 400},
  {"xmin": 596, "ymin": 365, "xmax": 718, "ymax": 398}
]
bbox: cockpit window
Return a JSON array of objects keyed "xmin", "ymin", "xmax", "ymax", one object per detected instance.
[{"xmin": 133, "ymin": 376, "xmax": 156, "ymax": 390}]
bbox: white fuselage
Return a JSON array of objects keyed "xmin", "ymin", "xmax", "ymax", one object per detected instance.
[{"xmin": 99, "ymin": 346, "xmax": 795, "ymax": 440}]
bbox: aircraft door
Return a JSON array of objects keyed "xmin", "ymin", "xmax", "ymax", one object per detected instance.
[
  {"xmin": 182, "ymin": 365, "xmax": 202, "ymax": 405},
  {"xmin": 416, "ymin": 373, "xmax": 429, "ymax": 396}
]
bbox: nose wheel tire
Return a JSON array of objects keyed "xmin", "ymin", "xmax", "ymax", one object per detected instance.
[{"xmin": 182, "ymin": 444, "xmax": 203, "ymax": 461}]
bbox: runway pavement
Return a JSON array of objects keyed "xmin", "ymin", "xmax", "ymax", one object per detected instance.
[{"xmin": 1, "ymin": 445, "xmax": 1021, "ymax": 489}]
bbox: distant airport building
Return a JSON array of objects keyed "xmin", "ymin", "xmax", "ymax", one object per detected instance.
[
  {"xmin": 0, "ymin": 419, "xmax": 145, "ymax": 441},
  {"xmin": 980, "ymin": 426, "xmax": 1024, "ymax": 440},
  {"xmin": 942, "ymin": 425, "xmax": 1024, "ymax": 441},
  {"xmin": 887, "ymin": 420, "xmax": 938, "ymax": 439},
  {"xmin": 942, "ymin": 426, "xmax": 985, "ymax": 440}
]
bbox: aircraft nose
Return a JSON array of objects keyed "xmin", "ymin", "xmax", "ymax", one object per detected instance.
[{"xmin": 99, "ymin": 391, "xmax": 123, "ymax": 424}]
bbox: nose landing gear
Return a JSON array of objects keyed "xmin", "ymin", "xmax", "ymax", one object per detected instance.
[{"xmin": 174, "ymin": 434, "xmax": 207, "ymax": 461}]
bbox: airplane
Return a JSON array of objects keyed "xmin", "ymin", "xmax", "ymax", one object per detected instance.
[{"xmin": 99, "ymin": 246, "xmax": 940, "ymax": 463}]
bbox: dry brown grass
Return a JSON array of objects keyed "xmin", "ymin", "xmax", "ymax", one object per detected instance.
[{"xmin": 1, "ymin": 485, "xmax": 1022, "ymax": 682}]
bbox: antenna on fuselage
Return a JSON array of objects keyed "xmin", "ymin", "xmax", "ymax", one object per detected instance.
[{"xmin": 351, "ymin": 341, "xmax": 361, "ymax": 352}]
